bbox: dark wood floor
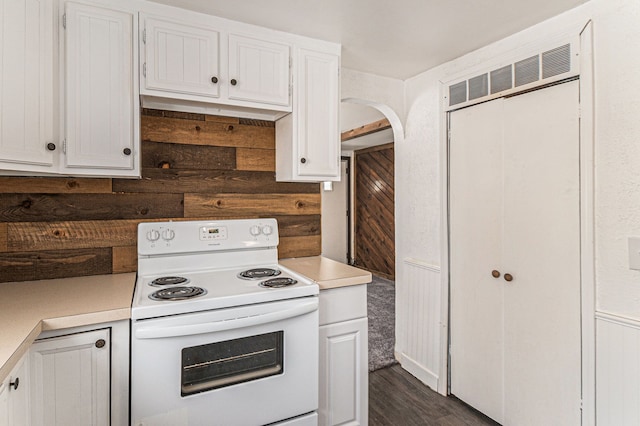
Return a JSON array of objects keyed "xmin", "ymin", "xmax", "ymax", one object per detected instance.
[{"xmin": 369, "ymin": 365, "xmax": 500, "ymax": 426}]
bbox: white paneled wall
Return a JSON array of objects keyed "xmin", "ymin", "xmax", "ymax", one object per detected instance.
[
  {"xmin": 395, "ymin": 258, "xmax": 441, "ymax": 390},
  {"xmin": 596, "ymin": 312, "xmax": 640, "ymax": 426}
]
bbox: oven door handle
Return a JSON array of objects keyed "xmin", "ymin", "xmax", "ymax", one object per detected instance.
[{"xmin": 135, "ymin": 299, "xmax": 318, "ymax": 339}]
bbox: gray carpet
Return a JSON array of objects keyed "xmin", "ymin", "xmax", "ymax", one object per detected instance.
[{"xmin": 368, "ymin": 275, "xmax": 398, "ymax": 371}]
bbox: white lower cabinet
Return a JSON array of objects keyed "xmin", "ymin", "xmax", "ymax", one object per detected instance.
[
  {"xmin": 318, "ymin": 285, "xmax": 368, "ymax": 426},
  {"xmin": 30, "ymin": 328, "xmax": 110, "ymax": 426},
  {"xmin": 0, "ymin": 354, "xmax": 31, "ymax": 426},
  {"xmin": 0, "ymin": 377, "xmax": 6, "ymax": 426},
  {"xmin": 28, "ymin": 320, "xmax": 129, "ymax": 426}
]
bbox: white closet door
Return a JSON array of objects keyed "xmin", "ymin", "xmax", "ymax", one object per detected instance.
[
  {"xmin": 502, "ymin": 80, "xmax": 581, "ymax": 425},
  {"xmin": 449, "ymin": 98, "xmax": 505, "ymax": 424},
  {"xmin": 449, "ymin": 80, "xmax": 581, "ymax": 426}
]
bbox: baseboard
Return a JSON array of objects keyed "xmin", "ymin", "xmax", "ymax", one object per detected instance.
[{"xmin": 396, "ymin": 350, "xmax": 439, "ymax": 392}]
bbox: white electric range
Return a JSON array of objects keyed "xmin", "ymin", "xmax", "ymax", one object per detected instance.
[{"xmin": 130, "ymin": 218, "xmax": 319, "ymax": 426}]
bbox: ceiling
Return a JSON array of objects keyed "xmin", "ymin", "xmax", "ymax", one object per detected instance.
[{"xmin": 147, "ymin": 0, "xmax": 589, "ymax": 80}]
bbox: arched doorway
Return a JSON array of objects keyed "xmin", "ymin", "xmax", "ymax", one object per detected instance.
[{"xmin": 321, "ymin": 98, "xmax": 404, "ymax": 275}]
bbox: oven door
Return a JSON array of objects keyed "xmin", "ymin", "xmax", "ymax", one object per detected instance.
[{"xmin": 131, "ymin": 297, "xmax": 319, "ymax": 426}]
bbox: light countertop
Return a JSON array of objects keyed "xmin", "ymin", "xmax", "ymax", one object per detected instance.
[
  {"xmin": 1, "ymin": 257, "xmax": 368, "ymax": 383},
  {"xmin": 280, "ymin": 256, "xmax": 372, "ymax": 289},
  {"xmin": 0, "ymin": 273, "xmax": 136, "ymax": 384}
]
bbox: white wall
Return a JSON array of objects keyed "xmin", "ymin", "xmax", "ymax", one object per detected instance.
[
  {"xmin": 394, "ymin": 0, "xmax": 640, "ymax": 420},
  {"xmin": 343, "ymin": 1, "xmax": 640, "ymax": 418},
  {"xmin": 403, "ymin": 0, "xmax": 640, "ymax": 321},
  {"xmin": 340, "ymin": 68, "xmax": 405, "ymax": 123},
  {"xmin": 321, "ymin": 160, "xmax": 348, "ymax": 263}
]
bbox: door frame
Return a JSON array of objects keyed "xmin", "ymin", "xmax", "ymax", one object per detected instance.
[
  {"xmin": 342, "ymin": 155, "xmax": 353, "ymax": 265},
  {"xmin": 438, "ymin": 21, "xmax": 595, "ymax": 425}
]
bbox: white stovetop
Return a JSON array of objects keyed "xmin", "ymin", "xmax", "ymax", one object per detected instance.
[{"xmin": 131, "ymin": 264, "xmax": 318, "ymax": 320}]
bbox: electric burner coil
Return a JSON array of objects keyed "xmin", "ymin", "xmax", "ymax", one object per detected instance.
[
  {"xmin": 149, "ymin": 286, "xmax": 207, "ymax": 301},
  {"xmin": 259, "ymin": 277, "xmax": 297, "ymax": 288},
  {"xmin": 238, "ymin": 268, "xmax": 282, "ymax": 280},
  {"xmin": 150, "ymin": 276, "xmax": 190, "ymax": 287}
]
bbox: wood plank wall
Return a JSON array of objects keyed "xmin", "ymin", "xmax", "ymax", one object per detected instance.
[
  {"xmin": 0, "ymin": 109, "xmax": 321, "ymax": 283},
  {"xmin": 354, "ymin": 142, "xmax": 395, "ymax": 280}
]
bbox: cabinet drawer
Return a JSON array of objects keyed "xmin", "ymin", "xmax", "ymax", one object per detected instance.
[{"xmin": 319, "ymin": 284, "xmax": 367, "ymax": 326}]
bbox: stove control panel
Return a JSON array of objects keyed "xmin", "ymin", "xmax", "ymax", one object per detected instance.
[
  {"xmin": 138, "ymin": 219, "xmax": 279, "ymax": 256},
  {"xmin": 199, "ymin": 225, "xmax": 228, "ymax": 241}
]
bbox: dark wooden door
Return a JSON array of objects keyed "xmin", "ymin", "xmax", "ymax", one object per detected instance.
[{"xmin": 354, "ymin": 143, "xmax": 395, "ymax": 279}]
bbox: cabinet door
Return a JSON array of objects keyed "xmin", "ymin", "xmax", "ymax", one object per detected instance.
[
  {"xmin": 0, "ymin": 380, "xmax": 8, "ymax": 426},
  {"xmin": 30, "ymin": 328, "xmax": 110, "ymax": 426},
  {"xmin": 0, "ymin": 0, "xmax": 56, "ymax": 170},
  {"xmin": 144, "ymin": 16, "xmax": 220, "ymax": 98},
  {"xmin": 228, "ymin": 34, "xmax": 290, "ymax": 106},
  {"xmin": 296, "ymin": 48, "xmax": 340, "ymax": 179},
  {"xmin": 64, "ymin": 2, "xmax": 136, "ymax": 172},
  {"xmin": 6, "ymin": 355, "xmax": 30, "ymax": 426},
  {"xmin": 319, "ymin": 318, "xmax": 368, "ymax": 426}
]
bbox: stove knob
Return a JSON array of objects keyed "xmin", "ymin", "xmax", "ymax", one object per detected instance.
[
  {"xmin": 146, "ymin": 229, "xmax": 160, "ymax": 242},
  {"xmin": 262, "ymin": 225, "xmax": 273, "ymax": 236},
  {"xmin": 162, "ymin": 229, "xmax": 175, "ymax": 241},
  {"xmin": 249, "ymin": 225, "xmax": 261, "ymax": 236}
]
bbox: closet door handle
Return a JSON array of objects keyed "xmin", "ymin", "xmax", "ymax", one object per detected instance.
[
  {"xmin": 491, "ymin": 270, "xmax": 500, "ymax": 278},
  {"xmin": 504, "ymin": 273, "xmax": 513, "ymax": 282}
]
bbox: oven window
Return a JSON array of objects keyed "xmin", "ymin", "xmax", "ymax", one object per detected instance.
[{"xmin": 181, "ymin": 331, "xmax": 284, "ymax": 396}]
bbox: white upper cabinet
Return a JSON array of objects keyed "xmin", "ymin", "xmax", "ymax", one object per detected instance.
[
  {"xmin": 276, "ymin": 47, "xmax": 340, "ymax": 182},
  {"xmin": 143, "ymin": 16, "xmax": 220, "ymax": 98},
  {"xmin": 0, "ymin": 0, "xmax": 57, "ymax": 172},
  {"xmin": 140, "ymin": 13, "xmax": 292, "ymax": 113},
  {"xmin": 0, "ymin": 0, "xmax": 139, "ymax": 177},
  {"xmin": 0, "ymin": 0, "xmax": 339, "ymax": 180},
  {"xmin": 296, "ymin": 48, "xmax": 340, "ymax": 179},
  {"xmin": 64, "ymin": 2, "xmax": 138, "ymax": 174},
  {"xmin": 228, "ymin": 34, "xmax": 290, "ymax": 106}
]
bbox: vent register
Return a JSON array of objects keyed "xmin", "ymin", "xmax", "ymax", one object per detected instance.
[{"xmin": 448, "ymin": 44, "xmax": 571, "ymax": 107}]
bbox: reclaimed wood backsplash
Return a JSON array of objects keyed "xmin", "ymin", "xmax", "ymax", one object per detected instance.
[{"xmin": 0, "ymin": 109, "xmax": 321, "ymax": 283}]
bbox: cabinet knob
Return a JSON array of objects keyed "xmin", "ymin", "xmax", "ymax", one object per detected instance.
[
  {"xmin": 123, "ymin": 148, "xmax": 132, "ymax": 156},
  {"xmin": 9, "ymin": 377, "xmax": 19, "ymax": 390},
  {"xmin": 504, "ymin": 273, "xmax": 514, "ymax": 282},
  {"xmin": 491, "ymin": 270, "xmax": 500, "ymax": 278},
  {"xmin": 300, "ymin": 158, "xmax": 307, "ymax": 164},
  {"xmin": 211, "ymin": 76, "xmax": 218, "ymax": 84},
  {"xmin": 46, "ymin": 143, "xmax": 56, "ymax": 151},
  {"xmin": 95, "ymin": 339, "xmax": 106, "ymax": 348},
  {"xmin": 230, "ymin": 79, "xmax": 237, "ymax": 86}
]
